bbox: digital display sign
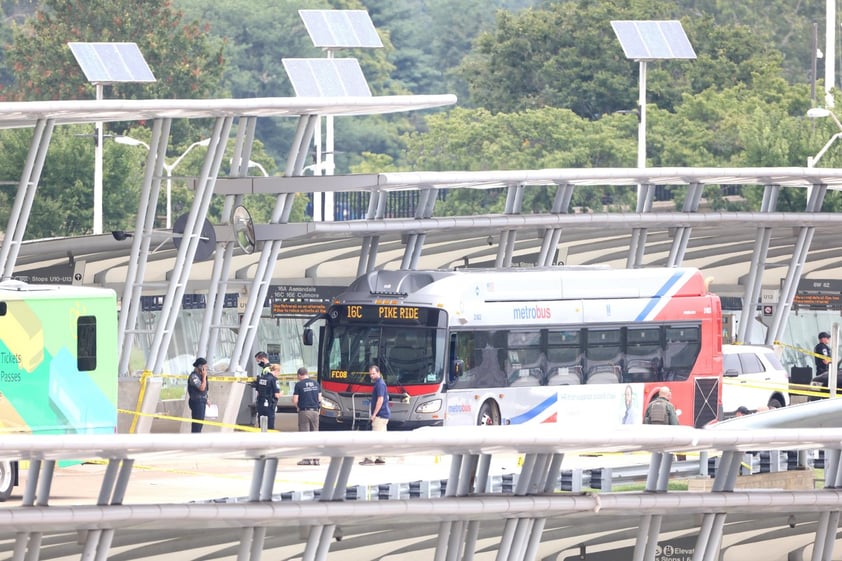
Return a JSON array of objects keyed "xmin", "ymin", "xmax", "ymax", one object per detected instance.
[{"xmin": 332, "ymin": 304, "xmax": 442, "ymax": 326}]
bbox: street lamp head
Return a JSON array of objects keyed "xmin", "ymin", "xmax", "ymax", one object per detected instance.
[
  {"xmin": 807, "ymin": 107, "xmax": 833, "ymax": 119},
  {"xmin": 113, "ymin": 135, "xmax": 149, "ymax": 149},
  {"xmin": 196, "ymin": 138, "xmax": 211, "ymax": 148}
]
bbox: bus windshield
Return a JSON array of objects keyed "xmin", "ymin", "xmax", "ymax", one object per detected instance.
[{"xmin": 322, "ymin": 324, "xmax": 446, "ymax": 386}]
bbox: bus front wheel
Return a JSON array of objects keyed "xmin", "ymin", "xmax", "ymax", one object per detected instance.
[
  {"xmin": 477, "ymin": 401, "xmax": 501, "ymax": 426},
  {"xmin": 0, "ymin": 460, "xmax": 14, "ymax": 501}
]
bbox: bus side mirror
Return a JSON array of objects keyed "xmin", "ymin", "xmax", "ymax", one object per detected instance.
[
  {"xmin": 724, "ymin": 368, "xmax": 739, "ymax": 377},
  {"xmin": 303, "ymin": 328, "xmax": 313, "ymax": 346}
]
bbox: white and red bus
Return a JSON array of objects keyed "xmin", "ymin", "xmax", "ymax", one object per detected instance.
[{"xmin": 304, "ymin": 267, "xmax": 723, "ymax": 429}]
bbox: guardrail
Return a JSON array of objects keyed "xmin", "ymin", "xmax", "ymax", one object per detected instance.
[{"xmin": 1, "ymin": 424, "xmax": 841, "ymax": 561}]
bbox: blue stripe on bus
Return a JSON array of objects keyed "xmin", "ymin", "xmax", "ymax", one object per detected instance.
[
  {"xmin": 635, "ymin": 271, "xmax": 685, "ymax": 322},
  {"xmin": 508, "ymin": 393, "xmax": 558, "ymax": 424}
]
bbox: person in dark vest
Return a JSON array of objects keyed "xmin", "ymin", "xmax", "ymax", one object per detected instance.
[
  {"xmin": 187, "ymin": 357, "xmax": 209, "ymax": 433},
  {"xmin": 644, "ymin": 386, "xmax": 679, "ymax": 425},
  {"xmin": 252, "ymin": 362, "xmax": 281, "ymax": 430},
  {"xmin": 293, "ymin": 367, "xmax": 322, "ymax": 465}
]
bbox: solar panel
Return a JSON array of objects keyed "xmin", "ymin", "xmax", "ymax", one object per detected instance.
[
  {"xmin": 611, "ymin": 21, "xmax": 696, "ymax": 60},
  {"xmin": 68, "ymin": 42, "xmax": 156, "ymax": 83},
  {"xmin": 299, "ymin": 9, "xmax": 382, "ymax": 49},
  {"xmin": 283, "ymin": 58, "xmax": 372, "ymax": 97}
]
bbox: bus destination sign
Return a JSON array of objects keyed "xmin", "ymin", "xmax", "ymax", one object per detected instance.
[{"xmin": 341, "ymin": 304, "xmax": 432, "ymax": 324}]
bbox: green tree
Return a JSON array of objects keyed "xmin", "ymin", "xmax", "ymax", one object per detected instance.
[
  {"xmin": 459, "ymin": 0, "xmax": 786, "ymax": 119},
  {"xmin": 402, "ymin": 107, "xmax": 638, "ymax": 214},
  {"xmin": 3, "ymin": 0, "xmax": 224, "ymax": 102},
  {"xmin": 0, "ymin": 126, "xmax": 144, "ymax": 237},
  {"xmin": 0, "ymin": 0, "xmax": 230, "ymax": 237}
]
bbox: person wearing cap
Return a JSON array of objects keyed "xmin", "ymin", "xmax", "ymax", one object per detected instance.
[
  {"xmin": 252, "ymin": 363, "xmax": 282, "ymax": 430},
  {"xmin": 813, "ymin": 332, "xmax": 833, "ymax": 396},
  {"xmin": 187, "ymin": 357, "xmax": 210, "ymax": 433}
]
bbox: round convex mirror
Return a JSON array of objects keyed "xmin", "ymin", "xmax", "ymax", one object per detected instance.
[{"xmin": 232, "ymin": 205, "xmax": 256, "ymax": 254}]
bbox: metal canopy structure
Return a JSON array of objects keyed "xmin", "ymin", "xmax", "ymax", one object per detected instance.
[{"xmin": 0, "ymin": 96, "xmax": 838, "ymax": 367}]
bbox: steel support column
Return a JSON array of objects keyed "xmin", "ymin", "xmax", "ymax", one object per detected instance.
[
  {"xmin": 767, "ymin": 184, "xmax": 826, "ymax": 344},
  {"xmin": 0, "ymin": 118, "xmax": 54, "ymax": 279},
  {"xmin": 737, "ymin": 184, "xmax": 778, "ymax": 343}
]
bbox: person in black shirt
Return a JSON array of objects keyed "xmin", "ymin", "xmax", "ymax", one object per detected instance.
[
  {"xmin": 252, "ymin": 362, "xmax": 281, "ymax": 430},
  {"xmin": 187, "ymin": 357, "xmax": 209, "ymax": 433},
  {"xmin": 812, "ymin": 332, "xmax": 833, "ymax": 398},
  {"xmin": 293, "ymin": 367, "xmax": 322, "ymax": 466}
]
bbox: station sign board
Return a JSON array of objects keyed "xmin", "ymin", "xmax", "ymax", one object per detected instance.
[
  {"xmin": 790, "ymin": 278, "xmax": 842, "ymax": 310},
  {"xmin": 270, "ymin": 285, "xmax": 342, "ymax": 317}
]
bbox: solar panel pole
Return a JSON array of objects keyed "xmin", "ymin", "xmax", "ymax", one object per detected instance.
[
  {"xmin": 637, "ymin": 61, "xmax": 647, "ymax": 169},
  {"xmin": 94, "ymin": 83, "xmax": 104, "ymax": 235},
  {"xmin": 324, "ymin": 49, "xmax": 336, "ymax": 222},
  {"xmin": 68, "ymin": 42, "xmax": 156, "ymax": 235},
  {"xmin": 826, "ymin": 0, "xmax": 836, "ymax": 108}
]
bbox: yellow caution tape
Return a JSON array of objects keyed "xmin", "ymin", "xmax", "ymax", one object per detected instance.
[
  {"xmin": 119, "ymin": 408, "xmax": 275, "ymax": 433},
  {"xmin": 721, "ymin": 377, "xmax": 838, "ymax": 399},
  {"xmin": 774, "ymin": 340, "xmax": 833, "ymax": 362}
]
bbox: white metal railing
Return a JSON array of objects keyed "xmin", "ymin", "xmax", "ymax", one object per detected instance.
[{"xmin": 2, "ymin": 424, "xmax": 842, "ymax": 561}]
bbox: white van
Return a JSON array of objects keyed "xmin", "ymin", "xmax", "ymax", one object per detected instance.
[{"xmin": 721, "ymin": 344, "xmax": 790, "ymax": 415}]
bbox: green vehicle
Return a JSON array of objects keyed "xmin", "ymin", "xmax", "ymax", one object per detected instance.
[{"xmin": 0, "ymin": 281, "xmax": 118, "ymax": 500}]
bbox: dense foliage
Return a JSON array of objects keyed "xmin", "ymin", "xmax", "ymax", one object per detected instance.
[{"xmin": 0, "ymin": 0, "xmax": 839, "ymax": 235}]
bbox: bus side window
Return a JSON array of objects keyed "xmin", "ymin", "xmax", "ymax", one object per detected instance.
[
  {"xmin": 624, "ymin": 327, "xmax": 662, "ymax": 383},
  {"xmin": 664, "ymin": 326, "xmax": 701, "ymax": 381},
  {"xmin": 77, "ymin": 315, "xmax": 97, "ymax": 371},
  {"xmin": 585, "ymin": 329, "xmax": 621, "ymax": 384},
  {"xmin": 546, "ymin": 330, "xmax": 583, "ymax": 386}
]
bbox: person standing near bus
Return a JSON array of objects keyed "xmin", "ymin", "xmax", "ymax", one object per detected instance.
[
  {"xmin": 293, "ymin": 367, "xmax": 322, "ymax": 465},
  {"xmin": 644, "ymin": 386, "xmax": 679, "ymax": 425},
  {"xmin": 814, "ymin": 332, "xmax": 832, "ymax": 384},
  {"xmin": 359, "ymin": 365, "xmax": 390, "ymax": 465},
  {"xmin": 187, "ymin": 357, "xmax": 209, "ymax": 433},
  {"xmin": 252, "ymin": 362, "xmax": 281, "ymax": 430}
]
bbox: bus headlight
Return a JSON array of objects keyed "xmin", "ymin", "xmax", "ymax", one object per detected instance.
[
  {"xmin": 320, "ymin": 397, "xmax": 340, "ymax": 411},
  {"xmin": 415, "ymin": 399, "xmax": 442, "ymax": 414}
]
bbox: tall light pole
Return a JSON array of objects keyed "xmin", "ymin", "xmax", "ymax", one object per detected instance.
[
  {"xmin": 68, "ymin": 42, "xmax": 155, "ymax": 234},
  {"xmin": 114, "ymin": 136, "xmax": 210, "ymax": 229},
  {"xmin": 806, "ymin": 107, "xmax": 842, "ymax": 167}
]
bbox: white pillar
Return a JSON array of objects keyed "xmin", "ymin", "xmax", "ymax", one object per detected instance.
[{"xmin": 826, "ymin": 0, "xmax": 836, "ymax": 108}]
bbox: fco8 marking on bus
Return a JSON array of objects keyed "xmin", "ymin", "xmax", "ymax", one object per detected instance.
[
  {"xmin": 0, "ymin": 281, "xmax": 118, "ymax": 500},
  {"xmin": 303, "ymin": 267, "xmax": 723, "ymax": 431}
]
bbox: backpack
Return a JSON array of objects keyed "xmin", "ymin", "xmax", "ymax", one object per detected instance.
[{"xmin": 647, "ymin": 399, "xmax": 668, "ymax": 424}]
